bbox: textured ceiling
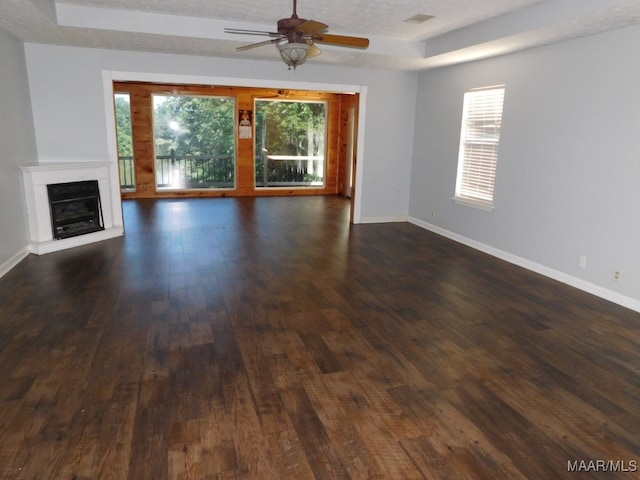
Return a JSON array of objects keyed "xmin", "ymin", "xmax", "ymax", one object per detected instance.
[{"xmin": 2, "ymin": 0, "xmax": 640, "ymax": 71}]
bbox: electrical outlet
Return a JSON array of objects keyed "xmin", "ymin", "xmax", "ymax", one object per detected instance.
[
  {"xmin": 613, "ymin": 270, "xmax": 621, "ymax": 282},
  {"xmin": 578, "ymin": 255, "xmax": 587, "ymax": 269},
  {"xmin": 431, "ymin": 210, "xmax": 436, "ymax": 219}
]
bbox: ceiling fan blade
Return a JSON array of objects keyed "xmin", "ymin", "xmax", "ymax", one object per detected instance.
[
  {"xmin": 296, "ymin": 20, "xmax": 328, "ymax": 35},
  {"xmin": 307, "ymin": 43, "xmax": 322, "ymax": 58},
  {"xmin": 312, "ymin": 33, "xmax": 369, "ymax": 49},
  {"xmin": 237, "ymin": 38, "xmax": 280, "ymax": 51},
  {"xmin": 224, "ymin": 28, "xmax": 281, "ymax": 37}
]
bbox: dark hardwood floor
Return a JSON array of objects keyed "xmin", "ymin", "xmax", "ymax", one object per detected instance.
[{"xmin": 1, "ymin": 195, "xmax": 639, "ymax": 479}]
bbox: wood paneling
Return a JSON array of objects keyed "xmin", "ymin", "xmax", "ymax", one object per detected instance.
[
  {"xmin": 114, "ymin": 82, "xmax": 357, "ymax": 199},
  {"xmin": 337, "ymin": 95, "xmax": 359, "ymax": 198}
]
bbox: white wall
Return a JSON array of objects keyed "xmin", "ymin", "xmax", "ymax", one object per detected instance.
[
  {"xmin": 410, "ymin": 24, "xmax": 640, "ymax": 310},
  {"xmin": 23, "ymin": 44, "xmax": 417, "ymax": 222},
  {"xmin": 0, "ymin": 31, "xmax": 37, "ymax": 273}
]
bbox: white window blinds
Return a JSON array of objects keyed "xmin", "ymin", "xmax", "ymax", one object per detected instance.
[{"xmin": 455, "ymin": 86, "xmax": 505, "ymax": 208}]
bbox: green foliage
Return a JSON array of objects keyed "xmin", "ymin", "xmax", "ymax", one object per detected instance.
[
  {"xmin": 114, "ymin": 95, "xmax": 136, "ymax": 189},
  {"xmin": 114, "ymin": 96, "xmax": 133, "ymax": 155},
  {"xmin": 153, "ymin": 95, "xmax": 235, "ymax": 157},
  {"xmin": 114, "ymin": 93, "xmax": 328, "ymax": 189},
  {"xmin": 255, "ymin": 100, "xmax": 326, "ymax": 156},
  {"xmin": 254, "ymin": 99, "xmax": 327, "ymax": 187}
]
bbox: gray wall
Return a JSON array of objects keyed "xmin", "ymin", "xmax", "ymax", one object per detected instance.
[
  {"xmin": 10, "ymin": 23, "xmax": 640, "ymax": 311},
  {"xmin": 0, "ymin": 30, "xmax": 37, "ymax": 270},
  {"xmin": 409, "ymin": 24, "xmax": 640, "ymax": 309},
  {"xmin": 23, "ymin": 44, "xmax": 418, "ymax": 223}
]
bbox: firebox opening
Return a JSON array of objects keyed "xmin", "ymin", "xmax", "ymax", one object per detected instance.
[{"xmin": 47, "ymin": 180, "xmax": 105, "ymax": 239}]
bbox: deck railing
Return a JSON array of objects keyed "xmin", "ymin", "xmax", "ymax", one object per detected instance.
[
  {"xmin": 118, "ymin": 155, "xmax": 135, "ymax": 190},
  {"xmin": 256, "ymin": 155, "xmax": 324, "ymax": 187},
  {"xmin": 156, "ymin": 153, "xmax": 235, "ymax": 189},
  {"xmin": 119, "ymin": 153, "xmax": 325, "ymax": 190}
]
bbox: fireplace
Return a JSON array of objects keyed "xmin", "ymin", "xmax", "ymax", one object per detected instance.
[
  {"xmin": 21, "ymin": 162, "xmax": 124, "ymax": 255},
  {"xmin": 47, "ymin": 180, "xmax": 105, "ymax": 239}
]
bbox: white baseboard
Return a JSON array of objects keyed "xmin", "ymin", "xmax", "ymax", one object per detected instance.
[
  {"xmin": 0, "ymin": 228, "xmax": 124, "ymax": 278},
  {"xmin": 409, "ymin": 216, "xmax": 640, "ymax": 314},
  {"xmin": 359, "ymin": 215, "xmax": 409, "ymax": 224},
  {"xmin": 0, "ymin": 247, "xmax": 30, "ymax": 279}
]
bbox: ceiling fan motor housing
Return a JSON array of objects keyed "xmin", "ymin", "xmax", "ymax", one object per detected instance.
[
  {"xmin": 225, "ymin": 0, "xmax": 369, "ymax": 66},
  {"xmin": 278, "ymin": 17, "xmax": 307, "ymax": 39}
]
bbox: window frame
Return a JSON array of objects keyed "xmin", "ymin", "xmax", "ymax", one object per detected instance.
[
  {"xmin": 254, "ymin": 98, "xmax": 328, "ymax": 190},
  {"xmin": 454, "ymin": 85, "xmax": 506, "ymax": 209},
  {"xmin": 152, "ymin": 93, "xmax": 237, "ymax": 191},
  {"xmin": 112, "ymin": 81, "xmax": 346, "ymax": 199},
  {"xmin": 113, "ymin": 92, "xmax": 136, "ymax": 192}
]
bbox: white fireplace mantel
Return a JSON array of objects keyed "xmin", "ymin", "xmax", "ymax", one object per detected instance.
[{"xmin": 21, "ymin": 162, "xmax": 124, "ymax": 255}]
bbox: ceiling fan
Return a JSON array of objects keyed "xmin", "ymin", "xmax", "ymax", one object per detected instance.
[{"xmin": 224, "ymin": 0, "xmax": 370, "ymax": 70}]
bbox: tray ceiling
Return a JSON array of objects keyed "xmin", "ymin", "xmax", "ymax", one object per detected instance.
[{"xmin": 1, "ymin": 0, "xmax": 640, "ymax": 71}]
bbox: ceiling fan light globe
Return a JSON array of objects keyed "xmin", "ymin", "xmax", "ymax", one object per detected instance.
[{"xmin": 277, "ymin": 42, "xmax": 310, "ymax": 69}]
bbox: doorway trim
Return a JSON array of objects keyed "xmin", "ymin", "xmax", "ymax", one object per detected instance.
[{"xmin": 101, "ymin": 70, "xmax": 367, "ymax": 224}]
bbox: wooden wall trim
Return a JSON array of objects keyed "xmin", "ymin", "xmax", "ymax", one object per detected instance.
[{"xmin": 113, "ymin": 82, "xmax": 358, "ymax": 199}]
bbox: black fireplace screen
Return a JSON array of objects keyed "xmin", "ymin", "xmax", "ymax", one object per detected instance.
[{"xmin": 47, "ymin": 180, "xmax": 105, "ymax": 239}]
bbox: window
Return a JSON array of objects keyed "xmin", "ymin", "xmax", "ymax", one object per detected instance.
[
  {"xmin": 255, "ymin": 99, "xmax": 327, "ymax": 188},
  {"xmin": 114, "ymin": 93, "xmax": 135, "ymax": 192},
  {"xmin": 455, "ymin": 85, "xmax": 506, "ymax": 208},
  {"xmin": 153, "ymin": 94, "xmax": 236, "ymax": 190},
  {"xmin": 112, "ymin": 81, "xmax": 347, "ymax": 197}
]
